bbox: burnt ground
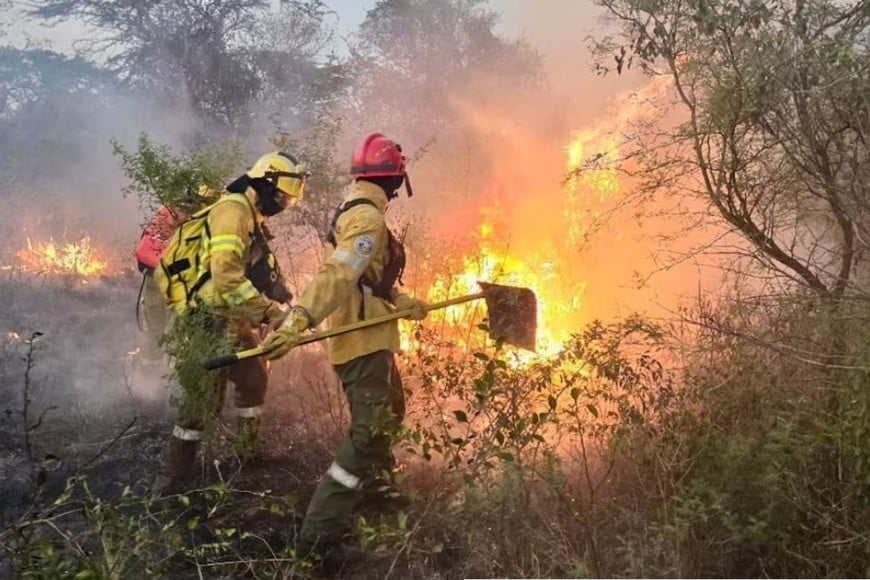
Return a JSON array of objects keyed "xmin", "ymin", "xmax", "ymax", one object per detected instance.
[{"xmin": 0, "ymin": 276, "xmax": 451, "ymax": 579}]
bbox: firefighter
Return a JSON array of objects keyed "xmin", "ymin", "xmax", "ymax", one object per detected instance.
[
  {"xmin": 261, "ymin": 133, "xmax": 427, "ymax": 569},
  {"xmin": 152, "ymin": 152, "xmax": 309, "ymax": 496},
  {"xmin": 135, "ymin": 187, "xmax": 292, "ymax": 367},
  {"xmin": 134, "ymin": 190, "xmax": 207, "ymax": 365}
]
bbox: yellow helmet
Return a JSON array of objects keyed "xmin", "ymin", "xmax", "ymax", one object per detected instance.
[{"xmin": 247, "ymin": 151, "xmax": 309, "ymax": 205}]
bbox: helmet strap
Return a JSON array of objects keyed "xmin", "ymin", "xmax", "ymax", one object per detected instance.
[
  {"xmin": 361, "ymin": 175, "xmax": 404, "ymax": 200},
  {"xmin": 226, "ymin": 174, "xmax": 250, "ymax": 194},
  {"xmin": 403, "ymin": 173, "xmax": 414, "ymax": 198}
]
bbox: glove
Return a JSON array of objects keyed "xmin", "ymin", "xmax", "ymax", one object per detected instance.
[
  {"xmin": 261, "ymin": 307, "xmax": 311, "ymax": 360},
  {"xmin": 264, "ymin": 300, "xmax": 291, "ymax": 327},
  {"xmin": 393, "ymin": 294, "xmax": 428, "ymax": 321}
]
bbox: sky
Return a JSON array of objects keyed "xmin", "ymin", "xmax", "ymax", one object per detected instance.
[
  {"xmin": 1, "ymin": 0, "xmax": 363, "ymax": 52},
  {"xmin": 4, "ymin": 0, "xmax": 610, "ymax": 70},
  {"xmin": 4, "ymin": 0, "xmax": 370, "ymax": 53},
  {"xmin": 3, "ymin": 0, "xmax": 633, "ymax": 117}
]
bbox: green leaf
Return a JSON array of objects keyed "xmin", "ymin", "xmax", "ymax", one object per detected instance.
[
  {"xmin": 187, "ymin": 516, "xmax": 199, "ymax": 530},
  {"xmin": 431, "ymin": 542, "xmax": 444, "ymax": 554},
  {"xmin": 453, "ymin": 410, "xmax": 468, "ymax": 423},
  {"xmin": 571, "ymin": 387, "xmax": 580, "ymax": 401},
  {"xmin": 269, "ymin": 501, "xmax": 284, "ymax": 515},
  {"xmin": 178, "ymin": 494, "xmax": 191, "ymax": 507},
  {"xmin": 498, "ymin": 451, "xmax": 515, "ymax": 461},
  {"xmin": 548, "ymin": 395, "xmax": 557, "ymax": 409},
  {"xmin": 586, "ymin": 404, "xmax": 599, "ymax": 418}
]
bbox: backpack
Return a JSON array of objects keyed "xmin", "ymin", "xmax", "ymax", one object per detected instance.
[
  {"xmin": 134, "ymin": 206, "xmax": 186, "ymax": 273},
  {"xmin": 327, "ymin": 198, "xmax": 406, "ymax": 309},
  {"xmin": 155, "ymin": 194, "xmax": 254, "ymax": 313}
]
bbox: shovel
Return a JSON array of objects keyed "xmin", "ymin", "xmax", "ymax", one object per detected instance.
[{"xmin": 202, "ymin": 281, "xmax": 537, "ymax": 371}]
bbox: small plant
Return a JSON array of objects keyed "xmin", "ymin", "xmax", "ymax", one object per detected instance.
[{"xmin": 111, "ymin": 133, "xmax": 245, "ymax": 216}]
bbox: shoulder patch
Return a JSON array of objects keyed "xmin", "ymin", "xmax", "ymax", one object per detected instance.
[{"xmin": 354, "ymin": 235, "xmax": 376, "ymax": 258}]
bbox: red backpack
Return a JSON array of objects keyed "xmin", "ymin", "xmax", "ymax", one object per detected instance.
[{"xmin": 135, "ymin": 206, "xmax": 185, "ymax": 272}]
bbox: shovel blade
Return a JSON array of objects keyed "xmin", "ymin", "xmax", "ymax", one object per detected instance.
[{"xmin": 479, "ymin": 282, "xmax": 538, "ymax": 352}]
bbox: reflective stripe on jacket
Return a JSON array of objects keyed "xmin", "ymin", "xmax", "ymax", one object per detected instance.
[
  {"xmin": 296, "ymin": 180, "xmax": 401, "ymax": 365},
  {"xmin": 195, "ymin": 189, "xmax": 273, "ymax": 324}
]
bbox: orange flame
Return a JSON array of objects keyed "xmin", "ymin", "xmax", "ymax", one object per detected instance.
[
  {"xmin": 423, "ymin": 207, "xmax": 585, "ymax": 361},
  {"xmin": 415, "ymin": 131, "xmax": 627, "ymax": 361},
  {"xmin": 17, "ymin": 236, "xmax": 108, "ymax": 277}
]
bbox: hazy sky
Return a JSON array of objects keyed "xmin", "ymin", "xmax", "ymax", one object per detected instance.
[
  {"xmin": 3, "ymin": 0, "xmax": 625, "ymax": 109},
  {"xmin": 2, "ymin": 0, "xmax": 369, "ymax": 52},
  {"xmin": 3, "ymin": 0, "xmax": 609, "ymax": 66}
]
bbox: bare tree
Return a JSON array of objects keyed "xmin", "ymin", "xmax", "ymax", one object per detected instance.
[
  {"xmin": 348, "ymin": 0, "xmax": 543, "ymax": 143},
  {"xmin": 590, "ymin": 0, "xmax": 870, "ymax": 300},
  {"xmin": 28, "ymin": 0, "xmax": 339, "ymax": 126}
]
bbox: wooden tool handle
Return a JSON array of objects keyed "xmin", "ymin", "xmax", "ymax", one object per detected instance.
[
  {"xmin": 296, "ymin": 291, "xmax": 484, "ymax": 345},
  {"xmin": 203, "ymin": 292, "xmax": 486, "ymax": 369}
]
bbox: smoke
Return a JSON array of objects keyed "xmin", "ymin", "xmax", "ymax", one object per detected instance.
[
  {"xmin": 0, "ymin": 0, "xmax": 717, "ymax": 410},
  {"xmin": 328, "ymin": 0, "xmax": 716, "ymax": 341},
  {"xmin": 0, "ymin": 77, "xmax": 208, "ymax": 407}
]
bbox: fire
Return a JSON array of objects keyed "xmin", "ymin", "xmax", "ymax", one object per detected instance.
[
  {"xmin": 410, "ymin": 81, "xmax": 676, "ymax": 362},
  {"xmin": 17, "ymin": 235, "xmax": 108, "ymax": 277},
  {"xmin": 415, "ymin": 128, "xmax": 627, "ymax": 361},
  {"xmin": 564, "ymin": 131, "xmax": 622, "ymax": 248},
  {"xmin": 423, "ymin": 210, "xmax": 585, "ymax": 361},
  {"xmin": 566, "ymin": 132, "xmax": 620, "ymax": 200}
]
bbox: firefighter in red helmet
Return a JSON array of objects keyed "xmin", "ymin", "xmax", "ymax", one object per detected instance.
[{"xmin": 262, "ymin": 133, "xmax": 426, "ymax": 570}]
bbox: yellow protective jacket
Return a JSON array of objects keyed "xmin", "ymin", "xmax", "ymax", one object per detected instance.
[
  {"xmin": 296, "ymin": 180, "xmax": 403, "ymax": 365},
  {"xmin": 195, "ymin": 188, "xmax": 275, "ymax": 325}
]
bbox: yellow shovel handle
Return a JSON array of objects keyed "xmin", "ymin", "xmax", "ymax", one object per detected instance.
[{"xmin": 203, "ymin": 292, "xmax": 485, "ymax": 370}]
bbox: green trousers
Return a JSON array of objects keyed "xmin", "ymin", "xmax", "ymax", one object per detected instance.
[{"xmin": 300, "ymin": 349, "xmax": 405, "ymax": 544}]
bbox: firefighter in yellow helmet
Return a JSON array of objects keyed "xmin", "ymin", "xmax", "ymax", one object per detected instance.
[
  {"xmin": 152, "ymin": 152, "xmax": 309, "ymax": 497},
  {"xmin": 261, "ymin": 134, "xmax": 426, "ymax": 570}
]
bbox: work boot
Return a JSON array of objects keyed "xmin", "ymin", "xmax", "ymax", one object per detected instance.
[
  {"xmin": 151, "ymin": 435, "xmax": 200, "ymax": 498},
  {"xmin": 234, "ymin": 416, "xmax": 264, "ymax": 462}
]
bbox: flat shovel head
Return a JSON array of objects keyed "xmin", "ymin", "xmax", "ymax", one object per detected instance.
[{"xmin": 479, "ymin": 281, "xmax": 538, "ymax": 352}]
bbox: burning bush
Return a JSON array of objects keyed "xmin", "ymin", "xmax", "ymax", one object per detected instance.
[{"xmin": 16, "ymin": 236, "xmax": 108, "ymax": 278}]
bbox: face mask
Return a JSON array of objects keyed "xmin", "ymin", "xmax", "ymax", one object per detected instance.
[
  {"xmin": 383, "ymin": 175, "xmax": 405, "ymax": 200},
  {"xmin": 253, "ymin": 180, "xmax": 286, "ymax": 216}
]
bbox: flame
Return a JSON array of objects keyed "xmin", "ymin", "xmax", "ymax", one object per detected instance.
[
  {"xmin": 17, "ymin": 236, "xmax": 108, "ymax": 277},
  {"xmin": 422, "ymin": 208, "xmax": 586, "ymax": 362},
  {"xmin": 6, "ymin": 331, "xmax": 22, "ymax": 343},
  {"xmin": 564, "ymin": 131, "xmax": 623, "ymax": 248},
  {"xmin": 412, "ymin": 123, "xmax": 631, "ymax": 361},
  {"xmin": 566, "ymin": 132, "xmax": 620, "ymax": 200}
]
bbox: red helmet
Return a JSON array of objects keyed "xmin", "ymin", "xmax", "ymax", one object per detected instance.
[{"xmin": 350, "ymin": 133, "xmax": 406, "ymax": 178}]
